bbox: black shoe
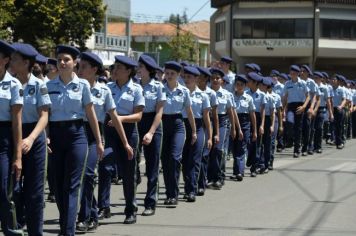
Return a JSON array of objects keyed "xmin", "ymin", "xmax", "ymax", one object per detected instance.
[
  {"xmin": 212, "ymin": 181, "xmax": 222, "ymax": 190},
  {"xmin": 164, "ymin": 198, "xmax": 170, "ymax": 205},
  {"xmin": 263, "ymin": 168, "xmax": 269, "ymax": 174},
  {"xmin": 302, "ymin": 152, "xmax": 308, "ymax": 156},
  {"xmin": 136, "ymin": 175, "xmax": 142, "ymax": 186},
  {"xmin": 142, "ymin": 208, "xmax": 155, "ymax": 216},
  {"xmin": 236, "ymin": 174, "xmax": 243, "ymax": 181},
  {"xmin": 308, "ymin": 150, "xmax": 314, "ymax": 155},
  {"xmin": 257, "ymin": 168, "xmax": 265, "ymax": 174},
  {"xmin": 293, "ymin": 153, "xmax": 300, "ymax": 158},
  {"xmin": 316, "ymin": 149, "xmax": 322, "ymax": 154},
  {"xmin": 276, "ymin": 148, "xmax": 282, "ymax": 152},
  {"xmin": 268, "ymin": 164, "xmax": 274, "ymax": 170},
  {"xmin": 183, "ymin": 193, "xmax": 189, "ymax": 200},
  {"xmin": 250, "ymin": 172, "xmax": 257, "ymax": 177},
  {"xmin": 98, "ymin": 207, "xmax": 111, "ymax": 220},
  {"xmin": 123, "ymin": 214, "xmax": 137, "ymax": 224},
  {"xmin": 170, "ymin": 198, "xmax": 178, "ymax": 205},
  {"xmin": 186, "ymin": 194, "xmax": 196, "ymax": 202},
  {"xmin": 197, "ymin": 188, "xmax": 205, "ymax": 196},
  {"xmin": 229, "ymin": 174, "xmax": 237, "ymax": 180},
  {"xmin": 47, "ymin": 193, "xmax": 56, "ymax": 203},
  {"xmin": 76, "ymin": 221, "xmax": 88, "ymax": 232},
  {"xmin": 87, "ymin": 220, "xmax": 98, "ymax": 231},
  {"xmin": 337, "ymin": 144, "xmax": 344, "ymax": 149}
]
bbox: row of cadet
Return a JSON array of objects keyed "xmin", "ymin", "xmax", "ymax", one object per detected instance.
[{"xmin": 1, "ymin": 39, "xmax": 356, "ymax": 236}]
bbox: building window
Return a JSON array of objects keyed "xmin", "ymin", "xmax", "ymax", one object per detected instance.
[
  {"xmin": 279, "ymin": 19, "xmax": 294, "ymax": 38},
  {"xmin": 266, "ymin": 19, "xmax": 280, "ymax": 38},
  {"xmin": 321, "ymin": 19, "xmax": 356, "ymax": 39},
  {"xmin": 253, "ymin": 20, "xmax": 265, "ymax": 38},
  {"xmin": 216, "ymin": 21, "xmax": 226, "ymax": 41},
  {"xmin": 95, "ymin": 35, "xmax": 98, "ymax": 44}
]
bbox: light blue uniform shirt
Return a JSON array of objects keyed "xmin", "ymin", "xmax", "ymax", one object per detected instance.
[
  {"xmin": 141, "ymin": 79, "xmax": 166, "ymax": 113},
  {"xmin": 0, "ymin": 72, "xmax": 23, "ymax": 121},
  {"xmin": 332, "ymin": 86, "xmax": 347, "ymax": 107},
  {"xmin": 327, "ymin": 84, "xmax": 334, "ymax": 97},
  {"xmin": 86, "ymin": 82, "xmax": 116, "ymax": 123},
  {"xmin": 317, "ymin": 83, "xmax": 330, "ymax": 107},
  {"xmin": 201, "ymin": 86, "xmax": 218, "ymax": 107},
  {"xmin": 215, "ymin": 87, "xmax": 234, "ymax": 115},
  {"xmin": 270, "ymin": 91, "xmax": 282, "ymax": 109},
  {"xmin": 223, "ymin": 71, "xmax": 236, "ymax": 93},
  {"xmin": 264, "ymin": 93, "xmax": 276, "ymax": 116},
  {"xmin": 283, "ymin": 78, "xmax": 309, "ymax": 103},
  {"xmin": 108, "ymin": 79, "xmax": 145, "ymax": 115},
  {"xmin": 182, "ymin": 87, "xmax": 210, "ymax": 119},
  {"xmin": 163, "ymin": 82, "xmax": 191, "ymax": 114},
  {"xmin": 352, "ymin": 89, "xmax": 356, "ymax": 104},
  {"xmin": 273, "ymin": 81, "xmax": 284, "ymax": 98},
  {"xmin": 246, "ymin": 89, "xmax": 267, "ymax": 113},
  {"xmin": 305, "ymin": 78, "xmax": 320, "ymax": 98},
  {"xmin": 47, "ymin": 74, "xmax": 92, "ymax": 121},
  {"xmin": 234, "ymin": 92, "xmax": 255, "ymax": 114},
  {"xmin": 22, "ymin": 74, "xmax": 51, "ymax": 123}
]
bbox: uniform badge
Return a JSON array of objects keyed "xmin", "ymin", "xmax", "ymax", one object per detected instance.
[
  {"xmin": 40, "ymin": 87, "xmax": 48, "ymax": 95},
  {"xmin": 19, "ymin": 89, "xmax": 24, "ymax": 97},
  {"xmin": 96, "ymin": 92, "xmax": 102, "ymax": 98},
  {"xmin": 127, "ymin": 89, "xmax": 132, "ymax": 95},
  {"xmin": 72, "ymin": 85, "xmax": 79, "ymax": 92},
  {"xmin": 178, "ymin": 92, "xmax": 183, "ymax": 96},
  {"xmin": 28, "ymin": 87, "xmax": 35, "ymax": 95},
  {"xmin": 2, "ymin": 84, "xmax": 9, "ymax": 90},
  {"xmin": 151, "ymin": 87, "xmax": 156, "ymax": 93}
]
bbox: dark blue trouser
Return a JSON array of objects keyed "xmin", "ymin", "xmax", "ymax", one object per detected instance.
[
  {"xmin": 49, "ymin": 120, "xmax": 88, "ymax": 236},
  {"xmin": 98, "ymin": 122, "xmax": 138, "ymax": 216},
  {"xmin": 247, "ymin": 112, "xmax": 261, "ymax": 172},
  {"xmin": 233, "ymin": 114, "xmax": 250, "ymax": 176},
  {"xmin": 198, "ymin": 124, "xmax": 212, "ymax": 190},
  {"xmin": 302, "ymin": 104, "xmax": 313, "ymax": 152},
  {"xmin": 352, "ymin": 111, "xmax": 356, "ymax": 138},
  {"xmin": 182, "ymin": 119, "xmax": 205, "ymax": 195},
  {"xmin": 208, "ymin": 115, "xmax": 227, "ymax": 183},
  {"xmin": 14, "ymin": 123, "xmax": 46, "ymax": 236},
  {"xmin": 0, "ymin": 123, "xmax": 20, "ymax": 235},
  {"xmin": 138, "ymin": 113, "xmax": 162, "ymax": 209},
  {"xmin": 78, "ymin": 123, "xmax": 102, "ymax": 223},
  {"xmin": 261, "ymin": 116, "xmax": 272, "ymax": 169},
  {"xmin": 287, "ymin": 103, "xmax": 304, "ymax": 154},
  {"xmin": 334, "ymin": 107, "xmax": 345, "ymax": 146},
  {"xmin": 161, "ymin": 114, "xmax": 185, "ymax": 199},
  {"xmin": 313, "ymin": 108, "xmax": 326, "ymax": 151}
]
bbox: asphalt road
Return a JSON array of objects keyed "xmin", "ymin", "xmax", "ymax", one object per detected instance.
[{"xmin": 38, "ymin": 140, "xmax": 356, "ymax": 235}]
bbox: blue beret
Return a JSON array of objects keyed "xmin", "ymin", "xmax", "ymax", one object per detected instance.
[
  {"xmin": 184, "ymin": 66, "xmax": 200, "ymax": 76},
  {"xmin": 270, "ymin": 69, "xmax": 280, "ymax": 77},
  {"xmin": 81, "ymin": 52, "xmax": 103, "ymax": 67},
  {"xmin": 165, "ymin": 61, "xmax": 181, "ymax": 72},
  {"xmin": 322, "ymin": 72, "xmax": 329, "ymax": 79},
  {"xmin": 301, "ymin": 65, "xmax": 312, "ymax": 75},
  {"xmin": 279, "ymin": 73, "xmax": 289, "ymax": 81},
  {"xmin": 313, "ymin": 71, "xmax": 323, "ymax": 78},
  {"xmin": 337, "ymin": 75, "xmax": 347, "ymax": 83},
  {"xmin": 262, "ymin": 77, "xmax": 273, "ymax": 87},
  {"xmin": 290, "ymin": 65, "xmax": 300, "ymax": 73},
  {"xmin": 35, "ymin": 53, "xmax": 47, "ymax": 64},
  {"xmin": 235, "ymin": 74, "xmax": 248, "ymax": 83},
  {"xmin": 47, "ymin": 58, "xmax": 57, "ymax": 66},
  {"xmin": 98, "ymin": 76, "xmax": 108, "ymax": 84},
  {"xmin": 115, "ymin": 55, "xmax": 137, "ymax": 67},
  {"xmin": 156, "ymin": 66, "xmax": 164, "ymax": 73},
  {"xmin": 210, "ymin": 67, "xmax": 225, "ymax": 77},
  {"xmin": 221, "ymin": 56, "xmax": 233, "ymax": 63},
  {"xmin": 251, "ymin": 63, "xmax": 261, "ymax": 72},
  {"xmin": 247, "ymin": 72, "xmax": 263, "ymax": 83},
  {"xmin": 197, "ymin": 66, "xmax": 211, "ymax": 77},
  {"xmin": 0, "ymin": 40, "xmax": 15, "ymax": 56},
  {"xmin": 245, "ymin": 63, "xmax": 254, "ymax": 70},
  {"xmin": 12, "ymin": 43, "xmax": 38, "ymax": 59},
  {"xmin": 139, "ymin": 54, "xmax": 158, "ymax": 70},
  {"xmin": 180, "ymin": 61, "xmax": 189, "ymax": 67},
  {"xmin": 56, "ymin": 45, "xmax": 80, "ymax": 58}
]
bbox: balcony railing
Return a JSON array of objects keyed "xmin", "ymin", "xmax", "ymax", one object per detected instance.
[{"xmin": 94, "ymin": 32, "xmax": 128, "ymax": 51}]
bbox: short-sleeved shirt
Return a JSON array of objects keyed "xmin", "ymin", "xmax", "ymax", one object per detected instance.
[
  {"xmin": 246, "ymin": 89, "xmax": 267, "ymax": 113},
  {"xmin": 0, "ymin": 71, "xmax": 23, "ymax": 121},
  {"xmin": 215, "ymin": 87, "xmax": 234, "ymax": 115},
  {"xmin": 223, "ymin": 71, "xmax": 236, "ymax": 93},
  {"xmin": 234, "ymin": 92, "xmax": 255, "ymax": 114},
  {"xmin": 201, "ymin": 86, "xmax": 218, "ymax": 107},
  {"xmin": 270, "ymin": 91, "xmax": 282, "ymax": 109},
  {"xmin": 182, "ymin": 87, "xmax": 210, "ymax": 119},
  {"xmin": 305, "ymin": 78, "xmax": 320, "ymax": 98},
  {"xmin": 264, "ymin": 92, "xmax": 276, "ymax": 116},
  {"xmin": 22, "ymin": 74, "xmax": 51, "ymax": 123},
  {"xmin": 163, "ymin": 82, "xmax": 191, "ymax": 115},
  {"xmin": 317, "ymin": 83, "xmax": 330, "ymax": 108},
  {"xmin": 273, "ymin": 81, "xmax": 284, "ymax": 98},
  {"xmin": 352, "ymin": 89, "xmax": 356, "ymax": 104},
  {"xmin": 108, "ymin": 79, "xmax": 145, "ymax": 115},
  {"xmin": 332, "ymin": 86, "xmax": 347, "ymax": 107},
  {"xmin": 141, "ymin": 79, "xmax": 166, "ymax": 113},
  {"xmin": 47, "ymin": 74, "xmax": 93, "ymax": 121},
  {"xmin": 283, "ymin": 78, "xmax": 309, "ymax": 103}
]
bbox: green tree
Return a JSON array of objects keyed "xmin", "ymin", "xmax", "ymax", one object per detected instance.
[
  {"xmin": 165, "ymin": 9, "xmax": 188, "ymax": 25},
  {"xmin": 0, "ymin": 0, "xmax": 15, "ymax": 40},
  {"xmin": 168, "ymin": 31, "xmax": 197, "ymax": 62}
]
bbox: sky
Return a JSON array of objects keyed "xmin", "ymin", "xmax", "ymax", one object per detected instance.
[{"xmin": 131, "ymin": 0, "xmax": 215, "ymax": 22}]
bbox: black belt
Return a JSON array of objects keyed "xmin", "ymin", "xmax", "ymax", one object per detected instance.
[
  {"xmin": 162, "ymin": 114, "xmax": 183, "ymax": 119},
  {"xmin": 0, "ymin": 121, "xmax": 11, "ymax": 127},
  {"xmin": 50, "ymin": 119, "xmax": 83, "ymax": 127}
]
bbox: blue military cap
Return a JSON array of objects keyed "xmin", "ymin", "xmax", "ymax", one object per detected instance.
[
  {"xmin": 245, "ymin": 63, "xmax": 255, "ymax": 70},
  {"xmin": 12, "ymin": 43, "xmax": 38, "ymax": 59},
  {"xmin": 247, "ymin": 72, "xmax": 262, "ymax": 83},
  {"xmin": 180, "ymin": 61, "xmax": 189, "ymax": 67},
  {"xmin": 322, "ymin": 72, "xmax": 329, "ymax": 79},
  {"xmin": 115, "ymin": 55, "xmax": 138, "ymax": 68},
  {"xmin": 0, "ymin": 40, "xmax": 15, "ymax": 56},
  {"xmin": 81, "ymin": 52, "xmax": 103, "ymax": 67},
  {"xmin": 156, "ymin": 66, "xmax": 164, "ymax": 73},
  {"xmin": 235, "ymin": 74, "xmax": 248, "ymax": 83},
  {"xmin": 290, "ymin": 65, "xmax": 300, "ymax": 73},
  {"xmin": 279, "ymin": 73, "xmax": 289, "ymax": 81},
  {"xmin": 139, "ymin": 54, "xmax": 158, "ymax": 70},
  {"xmin": 270, "ymin": 69, "xmax": 280, "ymax": 77},
  {"xmin": 56, "ymin": 45, "xmax": 80, "ymax": 58},
  {"xmin": 98, "ymin": 76, "xmax": 108, "ymax": 84},
  {"xmin": 251, "ymin": 63, "xmax": 261, "ymax": 72},
  {"xmin": 35, "ymin": 53, "xmax": 47, "ymax": 64},
  {"xmin": 301, "ymin": 65, "xmax": 313, "ymax": 75},
  {"xmin": 220, "ymin": 56, "xmax": 233, "ymax": 64},
  {"xmin": 338, "ymin": 75, "xmax": 347, "ymax": 83},
  {"xmin": 262, "ymin": 77, "xmax": 273, "ymax": 87},
  {"xmin": 47, "ymin": 58, "xmax": 57, "ymax": 66},
  {"xmin": 184, "ymin": 66, "xmax": 200, "ymax": 76},
  {"xmin": 164, "ymin": 61, "xmax": 181, "ymax": 72},
  {"xmin": 210, "ymin": 67, "xmax": 225, "ymax": 77},
  {"xmin": 197, "ymin": 66, "xmax": 212, "ymax": 77},
  {"xmin": 313, "ymin": 71, "xmax": 323, "ymax": 78}
]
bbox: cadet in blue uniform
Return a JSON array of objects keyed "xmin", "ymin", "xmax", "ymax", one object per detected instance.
[
  {"xmin": 136, "ymin": 54, "xmax": 165, "ymax": 216},
  {"xmin": 282, "ymin": 65, "xmax": 310, "ymax": 157},
  {"xmin": 161, "ymin": 61, "xmax": 196, "ymax": 206},
  {"xmin": 207, "ymin": 68, "xmax": 236, "ymax": 189},
  {"xmin": 46, "ymin": 45, "xmax": 104, "ymax": 236},
  {"xmin": 246, "ymin": 72, "xmax": 266, "ymax": 176},
  {"xmin": 232, "ymin": 75, "xmax": 256, "ymax": 181},
  {"xmin": 0, "ymin": 40, "xmax": 23, "ymax": 236},
  {"xmin": 182, "ymin": 66, "xmax": 212, "ymax": 202},
  {"xmin": 196, "ymin": 66, "xmax": 219, "ymax": 196},
  {"xmin": 10, "ymin": 43, "xmax": 51, "ymax": 236},
  {"xmin": 76, "ymin": 52, "xmax": 133, "ymax": 231},
  {"xmin": 220, "ymin": 56, "xmax": 235, "ymax": 93},
  {"xmin": 99, "ymin": 55, "xmax": 144, "ymax": 224}
]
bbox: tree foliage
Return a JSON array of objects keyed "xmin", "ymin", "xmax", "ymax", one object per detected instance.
[
  {"xmin": 0, "ymin": 0, "xmax": 15, "ymax": 40},
  {"xmin": 165, "ymin": 9, "xmax": 189, "ymax": 25},
  {"xmin": 168, "ymin": 31, "xmax": 197, "ymax": 62}
]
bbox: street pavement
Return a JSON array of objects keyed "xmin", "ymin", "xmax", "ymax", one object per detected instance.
[{"xmin": 40, "ymin": 140, "xmax": 356, "ymax": 236}]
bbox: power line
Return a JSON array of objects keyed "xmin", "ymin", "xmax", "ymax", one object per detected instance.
[{"xmin": 189, "ymin": 0, "xmax": 210, "ymax": 22}]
